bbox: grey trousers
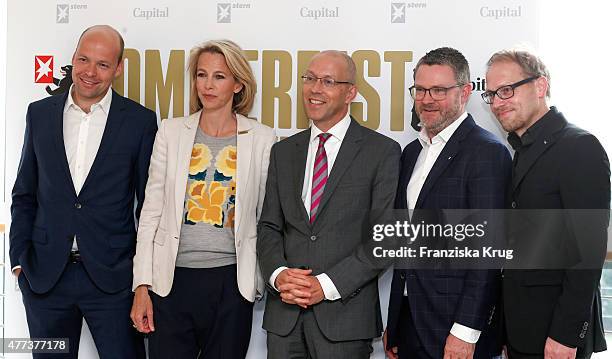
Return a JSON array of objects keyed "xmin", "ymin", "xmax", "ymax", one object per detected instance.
[{"xmin": 266, "ymin": 309, "xmax": 373, "ymax": 359}]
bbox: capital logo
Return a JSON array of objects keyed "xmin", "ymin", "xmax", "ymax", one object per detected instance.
[
  {"xmin": 57, "ymin": 4, "xmax": 69, "ymax": 23},
  {"xmin": 217, "ymin": 3, "xmax": 231, "ymax": 23},
  {"xmin": 35, "ymin": 56, "xmax": 54, "ymax": 83},
  {"xmin": 480, "ymin": 6, "xmax": 522, "ymax": 19},
  {"xmin": 391, "ymin": 3, "xmax": 406, "ymax": 23}
]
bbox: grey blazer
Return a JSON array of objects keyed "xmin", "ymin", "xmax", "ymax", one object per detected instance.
[{"xmin": 257, "ymin": 118, "xmax": 401, "ymax": 341}]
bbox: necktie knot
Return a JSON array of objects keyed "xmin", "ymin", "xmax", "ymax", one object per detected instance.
[{"xmin": 318, "ymin": 133, "xmax": 331, "ymax": 144}]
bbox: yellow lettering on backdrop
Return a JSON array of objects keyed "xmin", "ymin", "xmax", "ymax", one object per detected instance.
[{"xmin": 145, "ymin": 50, "xmax": 185, "ymax": 120}]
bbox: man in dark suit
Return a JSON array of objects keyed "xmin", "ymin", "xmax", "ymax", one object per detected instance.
[
  {"xmin": 10, "ymin": 25, "xmax": 157, "ymax": 358},
  {"xmin": 484, "ymin": 50, "xmax": 609, "ymax": 359},
  {"xmin": 384, "ymin": 47, "xmax": 512, "ymax": 359},
  {"xmin": 257, "ymin": 50, "xmax": 401, "ymax": 358}
]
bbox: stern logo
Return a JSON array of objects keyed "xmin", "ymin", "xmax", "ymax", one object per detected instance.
[
  {"xmin": 35, "ymin": 56, "xmax": 54, "ymax": 83},
  {"xmin": 390, "ymin": 2, "xmax": 427, "ymax": 23},
  {"xmin": 56, "ymin": 4, "xmax": 69, "ymax": 23},
  {"xmin": 217, "ymin": 3, "xmax": 231, "ymax": 23},
  {"xmin": 34, "ymin": 55, "xmax": 73, "ymax": 96},
  {"xmin": 56, "ymin": 4, "xmax": 88, "ymax": 23},
  {"xmin": 391, "ymin": 3, "xmax": 405, "ymax": 23}
]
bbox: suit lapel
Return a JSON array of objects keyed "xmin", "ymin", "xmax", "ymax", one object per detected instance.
[
  {"xmin": 51, "ymin": 91, "xmax": 77, "ymax": 197},
  {"xmin": 79, "ymin": 91, "xmax": 126, "ymax": 195},
  {"xmin": 235, "ymin": 114, "xmax": 253, "ymax": 233},
  {"xmin": 512, "ymin": 113, "xmax": 566, "ymax": 193},
  {"xmin": 396, "ymin": 141, "xmax": 421, "ymax": 209},
  {"xmin": 314, "ymin": 119, "xmax": 363, "ymax": 221},
  {"xmin": 175, "ymin": 111, "xmax": 200, "ymax": 228},
  {"xmin": 415, "ymin": 116, "xmax": 475, "ymax": 208},
  {"xmin": 293, "ymin": 129, "xmax": 311, "ymax": 226}
]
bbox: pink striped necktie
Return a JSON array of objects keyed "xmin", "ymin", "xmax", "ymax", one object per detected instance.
[{"xmin": 310, "ymin": 133, "xmax": 331, "ymax": 223}]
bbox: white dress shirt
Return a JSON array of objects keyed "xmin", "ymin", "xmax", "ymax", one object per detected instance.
[
  {"xmin": 405, "ymin": 112, "xmax": 481, "ymax": 344},
  {"xmin": 269, "ymin": 114, "xmax": 352, "ymax": 301},
  {"xmin": 406, "ymin": 112, "xmax": 467, "ymax": 209},
  {"xmin": 64, "ymin": 86, "xmax": 112, "ymax": 249}
]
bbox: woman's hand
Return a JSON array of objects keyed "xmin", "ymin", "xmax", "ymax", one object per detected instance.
[{"xmin": 130, "ymin": 285, "xmax": 155, "ymax": 333}]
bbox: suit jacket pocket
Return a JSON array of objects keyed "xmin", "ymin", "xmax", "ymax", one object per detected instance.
[
  {"xmin": 336, "ymin": 182, "xmax": 369, "ymax": 189},
  {"xmin": 153, "ymin": 228, "xmax": 167, "ymax": 246},
  {"xmin": 433, "ymin": 278, "xmax": 464, "ymax": 294}
]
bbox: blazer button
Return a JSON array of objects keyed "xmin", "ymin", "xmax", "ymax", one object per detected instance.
[
  {"xmin": 310, "ymin": 235, "xmax": 317, "ymax": 241},
  {"xmin": 511, "ymin": 201, "xmax": 517, "ymax": 209},
  {"xmin": 75, "ymin": 203, "xmax": 82, "ymax": 209}
]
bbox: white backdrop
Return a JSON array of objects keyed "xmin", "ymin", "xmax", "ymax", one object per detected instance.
[{"xmin": 2, "ymin": 1, "xmax": 607, "ymax": 358}]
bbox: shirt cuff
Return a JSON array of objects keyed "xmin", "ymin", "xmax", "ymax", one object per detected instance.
[
  {"xmin": 269, "ymin": 266, "xmax": 288, "ymax": 291},
  {"xmin": 450, "ymin": 322, "xmax": 481, "ymax": 344},
  {"xmin": 11, "ymin": 265, "xmax": 22, "ymax": 275},
  {"xmin": 316, "ymin": 273, "xmax": 341, "ymax": 301}
]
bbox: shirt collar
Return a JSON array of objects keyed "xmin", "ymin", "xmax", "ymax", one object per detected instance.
[
  {"xmin": 64, "ymin": 85, "xmax": 113, "ymax": 115},
  {"xmin": 507, "ymin": 106, "xmax": 555, "ymax": 151},
  {"xmin": 309, "ymin": 113, "xmax": 352, "ymax": 144},
  {"xmin": 418, "ymin": 111, "xmax": 468, "ymax": 147}
]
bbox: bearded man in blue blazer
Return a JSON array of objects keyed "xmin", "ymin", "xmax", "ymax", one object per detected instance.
[{"xmin": 384, "ymin": 47, "xmax": 512, "ymax": 359}]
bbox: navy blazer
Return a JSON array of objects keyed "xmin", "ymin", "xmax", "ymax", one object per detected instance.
[
  {"xmin": 10, "ymin": 90, "xmax": 157, "ymax": 294},
  {"xmin": 386, "ymin": 115, "xmax": 512, "ymax": 358}
]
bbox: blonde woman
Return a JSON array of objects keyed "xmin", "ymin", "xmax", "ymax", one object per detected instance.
[{"xmin": 130, "ymin": 40, "xmax": 275, "ymax": 358}]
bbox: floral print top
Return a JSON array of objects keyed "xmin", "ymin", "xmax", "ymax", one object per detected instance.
[{"xmin": 176, "ymin": 128, "xmax": 237, "ymax": 268}]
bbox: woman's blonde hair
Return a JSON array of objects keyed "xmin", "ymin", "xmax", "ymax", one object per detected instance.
[{"xmin": 188, "ymin": 39, "xmax": 256, "ymax": 116}]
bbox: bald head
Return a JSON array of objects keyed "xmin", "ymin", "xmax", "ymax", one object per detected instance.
[
  {"xmin": 76, "ymin": 25, "xmax": 124, "ymax": 64},
  {"xmin": 312, "ymin": 50, "xmax": 356, "ymax": 84}
]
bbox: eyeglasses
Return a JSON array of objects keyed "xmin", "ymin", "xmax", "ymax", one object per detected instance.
[
  {"xmin": 301, "ymin": 74, "xmax": 353, "ymax": 88},
  {"xmin": 481, "ymin": 76, "xmax": 539, "ymax": 104},
  {"xmin": 409, "ymin": 84, "xmax": 464, "ymax": 101}
]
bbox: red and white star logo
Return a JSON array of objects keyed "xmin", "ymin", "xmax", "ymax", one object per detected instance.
[{"xmin": 34, "ymin": 55, "xmax": 53, "ymax": 83}]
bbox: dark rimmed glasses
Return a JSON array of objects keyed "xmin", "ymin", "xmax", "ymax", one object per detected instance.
[
  {"xmin": 481, "ymin": 76, "xmax": 539, "ymax": 104},
  {"xmin": 409, "ymin": 84, "xmax": 464, "ymax": 101}
]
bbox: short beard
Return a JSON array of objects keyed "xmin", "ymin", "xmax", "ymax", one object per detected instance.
[{"xmin": 420, "ymin": 99, "xmax": 462, "ymax": 137}]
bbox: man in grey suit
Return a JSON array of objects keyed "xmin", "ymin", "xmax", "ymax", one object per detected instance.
[{"xmin": 257, "ymin": 50, "xmax": 401, "ymax": 358}]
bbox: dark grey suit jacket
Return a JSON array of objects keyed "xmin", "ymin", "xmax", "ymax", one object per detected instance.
[{"xmin": 257, "ymin": 118, "xmax": 401, "ymax": 341}]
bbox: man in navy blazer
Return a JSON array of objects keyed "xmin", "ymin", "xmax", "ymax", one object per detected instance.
[
  {"xmin": 10, "ymin": 25, "xmax": 156, "ymax": 358},
  {"xmin": 384, "ymin": 48, "xmax": 512, "ymax": 359}
]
